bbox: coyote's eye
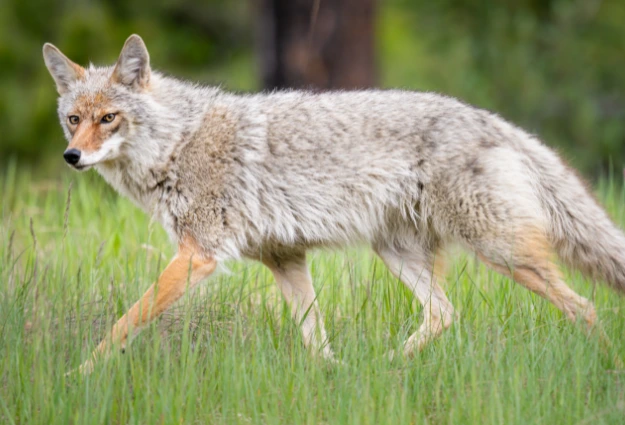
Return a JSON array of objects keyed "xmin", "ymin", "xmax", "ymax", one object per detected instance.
[
  {"xmin": 68, "ymin": 115, "xmax": 80, "ymax": 125},
  {"xmin": 101, "ymin": 113, "xmax": 116, "ymax": 124}
]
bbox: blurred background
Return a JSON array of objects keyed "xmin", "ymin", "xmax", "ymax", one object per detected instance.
[{"xmin": 1, "ymin": 0, "xmax": 624, "ymax": 178}]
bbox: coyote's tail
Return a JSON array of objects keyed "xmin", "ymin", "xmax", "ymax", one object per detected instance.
[{"xmin": 537, "ymin": 155, "xmax": 625, "ymax": 292}]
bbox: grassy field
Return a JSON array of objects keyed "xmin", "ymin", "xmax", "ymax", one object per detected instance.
[{"xmin": 2, "ymin": 163, "xmax": 625, "ymax": 424}]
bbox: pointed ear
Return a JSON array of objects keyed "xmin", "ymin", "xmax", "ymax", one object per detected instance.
[
  {"xmin": 42, "ymin": 43, "xmax": 85, "ymax": 95},
  {"xmin": 111, "ymin": 34, "xmax": 151, "ymax": 89}
]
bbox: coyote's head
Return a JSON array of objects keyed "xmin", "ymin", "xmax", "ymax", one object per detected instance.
[{"xmin": 43, "ymin": 35, "xmax": 156, "ymax": 171}]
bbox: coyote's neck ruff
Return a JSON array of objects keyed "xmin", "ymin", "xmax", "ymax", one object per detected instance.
[{"xmin": 44, "ymin": 35, "xmax": 625, "ymax": 374}]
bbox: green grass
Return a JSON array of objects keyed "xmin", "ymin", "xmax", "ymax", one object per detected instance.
[{"xmin": 2, "ymin": 164, "xmax": 625, "ymax": 424}]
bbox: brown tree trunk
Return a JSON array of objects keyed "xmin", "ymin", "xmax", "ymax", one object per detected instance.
[{"xmin": 256, "ymin": 0, "xmax": 376, "ymax": 90}]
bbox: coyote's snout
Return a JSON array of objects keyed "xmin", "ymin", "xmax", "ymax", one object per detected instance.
[{"xmin": 44, "ymin": 35, "xmax": 625, "ymax": 374}]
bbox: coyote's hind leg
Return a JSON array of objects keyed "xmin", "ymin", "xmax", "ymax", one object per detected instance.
[
  {"xmin": 375, "ymin": 240, "xmax": 455, "ymax": 357},
  {"xmin": 475, "ymin": 227, "xmax": 597, "ymax": 330},
  {"xmin": 476, "ymin": 226, "xmax": 625, "ymax": 366}
]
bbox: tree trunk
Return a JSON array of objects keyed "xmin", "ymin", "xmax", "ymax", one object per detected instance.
[{"xmin": 256, "ymin": 0, "xmax": 376, "ymax": 90}]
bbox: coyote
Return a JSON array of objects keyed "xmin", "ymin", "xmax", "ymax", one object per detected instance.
[{"xmin": 44, "ymin": 35, "xmax": 625, "ymax": 373}]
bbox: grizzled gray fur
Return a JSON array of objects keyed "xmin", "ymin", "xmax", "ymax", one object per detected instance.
[{"xmin": 44, "ymin": 35, "xmax": 625, "ymax": 369}]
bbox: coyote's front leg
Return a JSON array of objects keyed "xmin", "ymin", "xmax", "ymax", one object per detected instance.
[
  {"xmin": 261, "ymin": 250, "xmax": 335, "ymax": 360},
  {"xmin": 72, "ymin": 240, "xmax": 217, "ymax": 375}
]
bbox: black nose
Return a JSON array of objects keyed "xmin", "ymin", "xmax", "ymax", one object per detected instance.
[{"xmin": 63, "ymin": 149, "xmax": 81, "ymax": 165}]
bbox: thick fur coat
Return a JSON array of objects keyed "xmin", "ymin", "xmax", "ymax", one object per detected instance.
[{"xmin": 44, "ymin": 35, "xmax": 625, "ymax": 372}]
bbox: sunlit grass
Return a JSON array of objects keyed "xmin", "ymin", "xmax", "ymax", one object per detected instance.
[{"xmin": 2, "ymin": 165, "xmax": 625, "ymax": 424}]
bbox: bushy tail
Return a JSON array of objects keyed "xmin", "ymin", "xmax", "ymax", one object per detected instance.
[{"xmin": 537, "ymin": 156, "xmax": 625, "ymax": 292}]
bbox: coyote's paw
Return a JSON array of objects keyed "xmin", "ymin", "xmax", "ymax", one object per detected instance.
[
  {"xmin": 325, "ymin": 355, "xmax": 346, "ymax": 367},
  {"xmin": 65, "ymin": 359, "xmax": 95, "ymax": 377},
  {"xmin": 312, "ymin": 348, "xmax": 345, "ymax": 367}
]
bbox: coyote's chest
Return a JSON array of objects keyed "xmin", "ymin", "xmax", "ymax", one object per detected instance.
[{"xmin": 95, "ymin": 161, "xmax": 182, "ymax": 239}]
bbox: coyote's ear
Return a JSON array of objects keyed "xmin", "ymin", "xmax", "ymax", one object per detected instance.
[
  {"xmin": 112, "ymin": 34, "xmax": 151, "ymax": 90},
  {"xmin": 42, "ymin": 43, "xmax": 85, "ymax": 95}
]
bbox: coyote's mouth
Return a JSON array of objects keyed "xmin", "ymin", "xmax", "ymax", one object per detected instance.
[{"xmin": 71, "ymin": 163, "xmax": 92, "ymax": 171}]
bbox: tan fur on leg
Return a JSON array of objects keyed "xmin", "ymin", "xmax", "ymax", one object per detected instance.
[
  {"xmin": 262, "ymin": 250, "xmax": 334, "ymax": 360},
  {"xmin": 478, "ymin": 228, "xmax": 596, "ymax": 330},
  {"xmin": 481, "ymin": 248, "xmax": 625, "ymax": 365},
  {"xmin": 73, "ymin": 239, "xmax": 216, "ymax": 375},
  {"xmin": 375, "ymin": 244, "xmax": 455, "ymax": 358},
  {"xmin": 483, "ymin": 256, "xmax": 597, "ymax": 328}
]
